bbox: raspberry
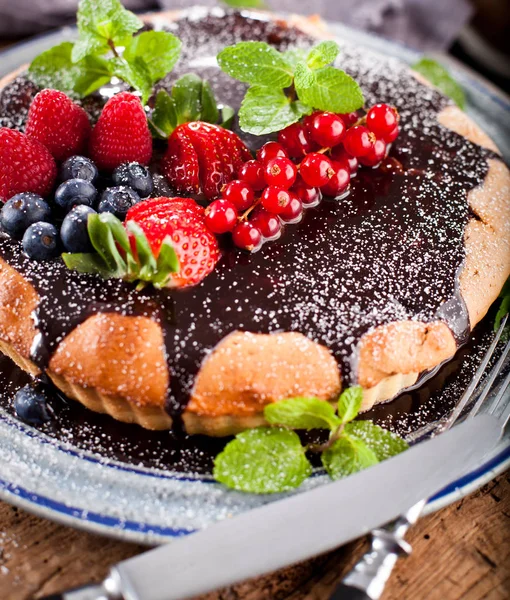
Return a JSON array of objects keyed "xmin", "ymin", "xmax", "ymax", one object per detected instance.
[
  {"xmin": 256, "ymin": 142, "xmax": 287, "ymax": 165},
  {"xmin": 359, "ymin": 138, "xmax": 387, "ymax": 167},
  {"xmin": 343, "ymin": 126, "xmax": 375, "ymax": 158},
  {"xmin": 162, "ymin": 122, "xmax": 251, "ymax": 200},
  {"xmin": 232, "ymin": 221, "xmax": 262, "ymax": 251},
  {"xmin": 205, "ymin": 199, "xmax": 238, "ymax": 234},
  {"xmin": 126, "ymin": 197, "xmax": 219, "ymax": 288},
  {"xmin": 277, "ymin": 122, "xmax": 313, "ymax": 158},
  {"xmin": 366, "ymin": 104, "xmax": 398, "ymax": 137},
  {"xmin": 0, "ymin": 128, "xmax": 57, "ymax": 202},
  {"xmin": 237, "ymin": 160, "xmax": 266, "ymax": 191},
  {"xmin": 89, "ymin": 92, "xmax": 152, "ymax": 171},
  {"xmin": 279, "ymin": 193, "xmax": 303, "ymax": 222},
  {"xmin": 261, "ymin": 186, "xmax": 292, "ymax": 214},
  {"xmin": 25, "ymin": 89, "xmax": 91, "ymax": 161},
  {"xmin": 309, "ymin": 112, "xmax": 346, "ymax": 148},
  {"xmin": 251, "ymin": 209, "xmax": 282, "ymax": 240},
  {"xmin": 299, "ymin": 153, "xmax": 334, "ymax": 187},
  {"xmin": 222, "ymin": 179, "xmax": 254, "ymax": 211},
  {"xmin": 264, "ymin": 157, "xmax": 297, "ymax": 189},
  {"xmin": 321, "ymin": 161, "xmax": 350, "ymax": 197}
]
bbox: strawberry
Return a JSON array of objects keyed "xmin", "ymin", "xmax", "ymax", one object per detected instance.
[
  {"xmin": 125, "ymin": 197, "xmax": 220, "ymax": 288},
  {"xmin": 161, "ymin": 122, "xmax": 252, "ymax": 200},
  {"xmin": 25, "ymin": 89, "xmax": 91, "ymax": 161},
  {"xmin": 0, "ymin": 128, "xmax": 57, "ymax": 202},
  {"xmin": 89, "ymin": 92, "xmax": 152, "ymax": 172}
]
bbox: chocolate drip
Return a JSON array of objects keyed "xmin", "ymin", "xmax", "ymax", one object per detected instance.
[{"xmin": 0, "ymin": 10, "xmax": 499, "ymax": 419}]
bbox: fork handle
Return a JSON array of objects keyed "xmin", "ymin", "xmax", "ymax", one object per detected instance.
[{"xmin": 329, "ymin": 529, "xmax": 411, "ymax": 600}]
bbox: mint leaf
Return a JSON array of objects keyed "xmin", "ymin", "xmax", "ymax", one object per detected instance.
[
  {"xmin": 112, "ymin": 57, "xmax": 152, "ymax": 104},
  {"xmin": 294, "ymin": 62, "xmax": 316, "ymax": 90},
  {"xmin": 494, "ymin": 279, "xmax": 510, "ymax": 341},
  {"xmin": 345, "ymin": 421, "xmax": 409, "ymax": 461},
  {"xmin": 412, "ymin": 58, "xmax": 466, "ymax": 110},
  {"xmin": 239, "ymin": 86, "xmax": 310, "ymax": 136},
  {"xmin": 214, "ymin": 427, "xmax": 312, "ymax": 494},
  {"xmin": 73, "ymin": 55, "xmax": 113, "ymax": 96},
  {"xmin": 73, "ymin": 0, "xmax": 143, "ymax": 62},
  {"xmin": 124, "ymin": 31, "xmax": 181, "ymax": 84},
  {"xmin": 150, "ymin": 90, "xmax": 178, "ymax": 139},
  {"xmin": 264, "ymin": 397, "xmax": 340, "ymax": 430},
  {"xmin": 218, "ymin": 42, "xmax": 294, "ymax": 88},
  {"xmin": 295, "ymin": 66, "xmax": 364, "ymax": 113},
  {"xmin": 321, "ymin": 434, "xmax": 378, "ymax": 480},
  {"xmin": 222, "ymin": 0, "xmax": 267, "ymax": 7},
  {"xmin": 337, "ymin": 385, "xmax": 363, "ymax": 424},
  {"xmin": 307, "ymin": 41, "xmax": 339, "ymax": 70}
]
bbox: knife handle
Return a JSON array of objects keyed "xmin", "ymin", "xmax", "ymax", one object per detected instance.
[{"xmin": 328, "ymin": 528, "xmax": 412, "ymax": 600}]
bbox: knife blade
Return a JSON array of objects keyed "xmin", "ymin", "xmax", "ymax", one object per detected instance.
[{"xmin": 94, "ymin": 414, "xmax": 499, "ymax": 600}]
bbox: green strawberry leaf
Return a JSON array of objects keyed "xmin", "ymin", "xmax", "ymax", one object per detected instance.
[
  {"xmin": 412, "ymin": 58, "xmax": 466, "ymax": 110},
  {"xmin": 213, "ymin": 427, "xmax": 312, "ymax": 494},
  {"xmin": 345, "ymin": 421, "xmax": 409, "ymax": 461},
  {"xmin": 153, "ymin": 237, "xmax": 180, "ymax": 288},
  {"xmin": 172, "ymin": 73, "xmax": 210, "ymax": 124},
  {"xmin": 200, "ymin": 80, "xmax": 220, "ymax": 125},
  {"xmin": 337, "ymin": 385, "xmax": 363, "ymax": 424},
  {"xmin": 87, "ymin": 213, "xmax": 127, "ymax": 275},
  {"xmin": 220, "ymin": 105, "xmax": 235, "ymax": 129},
  {"xmin": 264, "ymin": 397, "xmax": 340, "ymax": 430},
  {"xmin": 126, "ymin": 221, "xmax": 157, "ymax": 280},
  {"xmin": 239, "ymin": 86, "xmax": 311, "ymax": 136},
  {"xmin": 111, "ymin": 56, "xmax": 152, "ymax": 104},
  {"xmin": 62, "ymin": 252, "xmax": 112, "ymax": 277},
  {"xmin": 295, "ymin": 66, "xmax": 364, "ymax": 113},
  {"xmin": 217, "ymin": 41, "xmax": 294, "ymax": 88},
  {"xmin": 494, "ymin": 279, "xmax": 510, "ymax": 341},
  {"xmin": 150, "ymin": 90, "xmax": 179, "ymax": 139},
  {"xmin": 73, "ymin": 0, "xmax": 143, "ymax": 62},
  {"xmin": 321, "ymin": 434, "xmax": 379, "ymax": 480},
  {"xmin": 307, "ymin": 41, "xmax": 340, "ymax": 70},
  {"xmin": 123, "ymin": 31, "xmax": 181, "ymax": 84}
]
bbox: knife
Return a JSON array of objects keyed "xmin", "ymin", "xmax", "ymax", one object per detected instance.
[{"xmin": 46, "ymin": 414, "xmax": 500, "ymax": 600}]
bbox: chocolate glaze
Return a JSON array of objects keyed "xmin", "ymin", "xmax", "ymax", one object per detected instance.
[{"xmin": 0, "ymin": 10, "xmax": 500, "ymax": 420}]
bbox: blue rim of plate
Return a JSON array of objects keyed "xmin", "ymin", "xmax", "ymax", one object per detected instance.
[{"xmin": 0, "ymin": 10, "xmax": 509, "ymax": 545}]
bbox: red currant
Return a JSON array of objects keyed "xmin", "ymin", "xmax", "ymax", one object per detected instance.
[
  {"xmin": 264, "ymin": 157, "xmax": 297, "ymax": 189},
  {"xmin": 310, "ymin": 112, "xmax": 346, "ymax": 147},
  {"xmin": 292, "ymin": 178, "xmax": 322, "ymax": 207},
  {"xmin": 359, "ymin": 138, "xmax": 387, "ymax": 167},
  {"xmin": 277, "ymin": 122, "xmax": 313, "ymax": 158},
  {"xmin": 251, "ymin": 209, "xmax": 282, "ymax": 240},
  {"xmin": 232, "ymin": 221, "xmax": 262, "ymax": 252},
  {"xmin": 222, "ymin": 180, "xmax": 254, "ymax": 211},
  {"xmin": 366, "ymin": 104, "xmax": 398, "ymax": 137},
  {"xmin": 256, "ymin": 141, "xmax": 288, "ymax": 165},
  {"xmin": 343, "ymin": 126, "xmax": 375, "ymax": 158},
  {"xmin": 299, "ymin": 153, "xmax": 334, "ymax": 187},
  {"xmin": 238, "ymin": 160, "xmax": 266, "ymax": 191},
  {"xmin": 383, "ymin": 125, "xmax": 399, "ymax": 143},
  {"xmin": 205, "ymin": 199, "xmax": 238, "ymax": 234},
  {"xmin": 279, "ymin": 193, "xmax": 303, "ymax": 222},
  {"xmin": 330, "ymin": 145, "xmax": 358, "ymax": 175},
  {"xmin": 321, "ymin": 161, "xmax": 350, "ymax": 197},
  {"xmin": 261, "ymin": 186, "xmax": 292, "ymax": 214},
  {"xmin": 339, "ymin": 112, "xmax": 358, "ymax": 127}
]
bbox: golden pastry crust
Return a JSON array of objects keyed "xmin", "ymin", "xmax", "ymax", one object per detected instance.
[{"xmin": 0, "ymin": 11, "xmax": 509, "ymax": 435}]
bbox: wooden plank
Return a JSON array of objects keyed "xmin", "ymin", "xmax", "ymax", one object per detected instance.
[{"xmin": 0, "ymin": 472, "xmax": 508, "ymax": 599}]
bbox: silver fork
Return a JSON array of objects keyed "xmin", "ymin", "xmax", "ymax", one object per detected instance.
[{"xmin": 330, "ymin": 314, "xmax": 510, "ymax": 600}]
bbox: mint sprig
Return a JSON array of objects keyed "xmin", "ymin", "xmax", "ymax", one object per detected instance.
[
  {"xmin": 494, "ymin": 277, "xmax": 510, "ymax": 341},
  {"xmin": 217, "ymin": 40, "xmax": 364, "ymax": 135},
  {"xmin": 213, "ymin": 385, "xmax": 409, "ymax": 494},
  {"xmin": 412, "ymin": 58, "xmax": 466, "ymax": 110},
  {"xmin": 28, "ymin": 0, "xmax": 181, "ymax": 104},
  {"xmin": 62, "ymin": 213, "xmax": 179, "ymax": 290}
]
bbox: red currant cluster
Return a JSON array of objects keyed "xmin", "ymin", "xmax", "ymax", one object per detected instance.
[{"xmin": 204, "ymin": 103, "xmax": 399, "ymax": 251}]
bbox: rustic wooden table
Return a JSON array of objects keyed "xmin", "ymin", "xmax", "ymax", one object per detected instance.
[{"xmin": 0, "ymin": 472, "xmax": 508, "ymax": 600}]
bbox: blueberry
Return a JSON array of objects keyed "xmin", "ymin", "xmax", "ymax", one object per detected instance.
[
  {"xmin": 98, "ymin": 186, "xmax": 141, "ymax": 220},
  {"xmin": 22, "ymin": 222, "xmax": 59, "ymax": 260},
  {"xmin": 60, "ymin": 205, "xmax": 96, "ymax": 253},
  {"xmin": 0, "ymin": 193, "xmax": 52, "ymax": 240},
  {"xmin": 60, "ymin": 156, "xmax": 99, "ymax": 184},
  {"xmin": 14, "ymin": 384, "xmax": 51, "ymax": 425},
  {"xmin": 54, "ymin": 178, "xmax": 97, "ymax": 213},
  {"xmin": 112, "ymin": 162, "xmax": 154, "ymax": 198}
]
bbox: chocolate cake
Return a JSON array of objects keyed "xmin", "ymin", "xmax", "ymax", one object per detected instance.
[{"xmin": 0, "ymin": 9, "xmax": 508, "ymax": 436}]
